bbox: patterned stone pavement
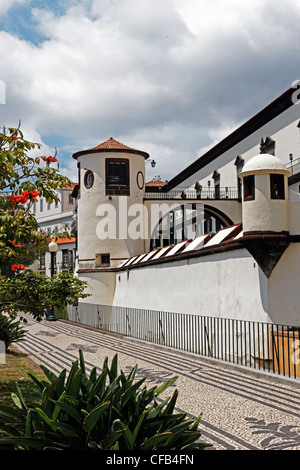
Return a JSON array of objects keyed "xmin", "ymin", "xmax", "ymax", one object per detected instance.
[{"xmin": 13, "ymin": 317, "xmax": 300, "ymax": 451}]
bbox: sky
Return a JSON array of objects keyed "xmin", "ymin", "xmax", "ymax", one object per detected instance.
[{"xmin": 0, "ymin": 0, "xmax": 300, "ymax": 184}]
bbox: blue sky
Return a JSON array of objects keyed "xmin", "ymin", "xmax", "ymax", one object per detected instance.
[
  {"xmin": 0, "ymin": 0, "xmax": 300, "ymax": 183},
  {"xmin": 0, "ymin": 1, "xmax": 70, "ymax": 44}
]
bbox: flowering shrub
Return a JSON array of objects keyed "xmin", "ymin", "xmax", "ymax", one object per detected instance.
[
  {"xmin": 9, "ymin": 190, "xmax": 39, "ymax": 205},
  {"xmin": 0, "ymin": 124, "xmax": 89, "ymax": 317}
]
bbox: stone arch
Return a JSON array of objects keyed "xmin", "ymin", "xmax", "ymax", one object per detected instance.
[{"xmin": 149, "ymin": 202, "xmax": 233, "ymax": 250}]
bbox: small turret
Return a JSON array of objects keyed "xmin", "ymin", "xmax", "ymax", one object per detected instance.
[{"xmin": 238, "ymin": 153, "xmax": 291, "ymax": 235}]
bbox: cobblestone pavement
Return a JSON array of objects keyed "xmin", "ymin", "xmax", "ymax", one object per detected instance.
[{"xmin": 13, "ymin": 317, "xmax": 300, "ymax": 451}]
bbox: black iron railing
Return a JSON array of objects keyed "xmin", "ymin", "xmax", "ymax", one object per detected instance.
[
  {"xmin": 286, "ymin": 157, "xmax": 300, "ymax": 177},
  {"xmin": 144, "ymin": 187, "xmax": 238, "ymax": 200},
  {"xmin": 68, "ymin": 304, "xmax": 300, "ymax": 379}
]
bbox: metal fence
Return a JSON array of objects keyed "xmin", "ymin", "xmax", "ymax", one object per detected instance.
[
  {"xmin": 286, "ymin": 157, "xmax": 300, "ymax": 177},
  {"xmin": 68, "ymin": 304, "xmax": 300, "ymax": 379},
  {"xmin": 144, "ymin": 187, "xmax": 238, "ymax": 200}
]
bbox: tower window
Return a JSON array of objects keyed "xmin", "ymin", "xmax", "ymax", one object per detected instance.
[
  {"xmin": 243, "ymin": 175, "xmax": 255, "ymax": 201},
  {"xmin": 270, "ymin": 174, "xmax": 285, "ymax": 199},
  {"xmin": 106, "ymin": 159, "xmax": 130, "ymax": 196}
]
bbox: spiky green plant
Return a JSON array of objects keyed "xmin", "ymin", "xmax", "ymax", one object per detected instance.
[
  {"xmin": 0, "ymin": 350, "xmax": 211, "ymax": 450},
  {"xmin": 0, "ymin": 314, "xmax": 26, "ymax": 350}
]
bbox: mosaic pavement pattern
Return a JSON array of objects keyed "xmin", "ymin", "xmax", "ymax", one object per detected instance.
[{"xmin": 14, "ymin": 317, "xmax": 300, "ymax": 451}]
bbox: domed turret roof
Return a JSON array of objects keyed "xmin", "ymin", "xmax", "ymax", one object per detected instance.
[
  {"xmin": 239, "ymin": 153, "xmax": 290, "ymax": 177},
  {"xmin": 72, "ymin": 137, "xmax": 149, "ymax": 159}
]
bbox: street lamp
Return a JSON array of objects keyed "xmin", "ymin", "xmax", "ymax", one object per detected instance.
[{"xmin": 46, "ymin": 239, "xmax": 58, "ymax": 321}]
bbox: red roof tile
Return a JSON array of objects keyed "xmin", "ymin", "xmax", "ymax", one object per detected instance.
[
  {"xmin": 145, "ymin": 180, "xmax": 166, "ymax": 186},
  {"xmin": 55, "ymin": 237, "xmax": 76, "ymax": 245},
  {"xmin": 72, "ymin": 137, "xmax": 149, "ymax": 160},
  {"xmin": 90, "ymin": 137, "xmax": 136, "ymax": 151}
]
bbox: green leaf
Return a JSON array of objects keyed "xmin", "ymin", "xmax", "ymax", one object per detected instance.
[
  {"xmin": 52, "ymin": 400, "xmax": 81, "ymax": 424},
  {"xmin": 111, "ymin": 419, "xmax": 135, "ymax": 450},
  {"xmin": 141, "ymin": 432, "xmax": 172, "ymax": 450},
  {"xmin": 83, "ymin": 402, "xmax": 110, "ymax": 433},
  {"xmin": 99, "ymin": 430, "xmax": 123, "ymax": 450},
  {"xmin": 0, "ymin": 436, "xmax": 45, "ymax": 450},
  {"xmin": 108, "ymin": 354, "xmax": 118, "ymax": 382},
  {"xmin": 132, "ymin": 410, "xmax": 147, "ymax": 443},
  {"xmin": 154, "ymin": 376, "xmax": 178, "ymax": 397},
  {"xmin": 163, "ymin": 388, "xmax": 178, "ymax": 416},
  {"xmin": 87, "ymin": 369, "xmax": 107, "ymax": 402},
  {"xmin": 79, "ymin": 349, "xmax": 86, "ymax": 376},
  {"xmin": 0, "ymin": 404, "xmax": 23, "ymax": 420},
  {"xmin": 89, "ymin": 366, "xmax": 97, "ymax": 383},
  {"xmin": 36, "ymin": 408, "xmax": 57, "ymax": 432},
  {"xmin": 66, "ymin": 369, "xmax": 82, "ymax": 398},
  {"xmin": 120, "ymin": 377, "xmax": 147, "ymax": 407},
  {"xmin": 25, "ymin": 410, "xmax": 32, "ymax": 437},
  {"xmin": 39, "ymin": 365, "xmax": 58, "ymax": 384}
]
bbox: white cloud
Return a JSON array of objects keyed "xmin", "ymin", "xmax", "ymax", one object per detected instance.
[{"xmin": 0, "ymin": 0, "xmax": 28, "ymax": 15}]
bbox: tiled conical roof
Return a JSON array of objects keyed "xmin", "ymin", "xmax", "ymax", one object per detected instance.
[
  {"xmin": 90, "ymin": 137, "xmax": 136, "ymax": 151},
  {"xmin": 73, "ymin": 137, "xmax": 149, "ymax": 159}
]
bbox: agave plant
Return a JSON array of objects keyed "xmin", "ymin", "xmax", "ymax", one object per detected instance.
[
  {"xmin": 0, "ymin": 350, "xmax": 212, "ymax": 450},
  {"xmin": 0, "ymin": 314, "xmax": 26, "ymax": 351}
]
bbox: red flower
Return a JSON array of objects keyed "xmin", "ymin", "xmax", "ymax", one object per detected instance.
[
  {"xmin": 12, "ymin": 264, "xmax": 25, "ymax": 271},
  {"xmin": 1, "ymin": 385, "xmax": 7, "ymax": 388},
  {"xmin": 30, "ymin": 190, "xmax": 39, "ymax": 199},
  {"xmin": 9, "ymin": 136, "xmax": 18, "ymax": 141},
  {"xmin": 10, "ymin": 189, "xmax": 38, "ymax": 205},
  {"xmin": 42, "ymin": 156, "xmax": 57, "ymax": 164},
  {"xmin": 3, "ymin": 392, "xmax": 9, "ymax": 395},
  {"xmin": 17, "ymin": 242, "xmax": 22, "ymax": 246}
]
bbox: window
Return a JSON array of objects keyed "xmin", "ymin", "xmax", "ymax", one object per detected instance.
[
  {"xmin": 106, "ymin": 159, "xmax": 130, "ymax": 195},
  {"xmin": 260, "ymin": 137, "xmax": 275, "ymax": 155},
  {"xmin": 235, "ymin": 155, "xmax": 244, "ymax": 200},
  {"xmin": 243, "ymin": 175, "xmax": 255, "ymax": 201},
  {"xmin": 40, "ymin": 198, "xmax": 43, "ymax": 212},
  {"xmin": 68, "ymin": 194, "xmax": 74, "ymax": 204},
  {"xmin": 39, "ymin": 253, "xmax": 45, "ymax": 270},
  {"xmin": 84, "ymin": 170, "xmax": 94, "ymax": 189},
  {"xmin": 270, "ymin": 174, "xmax": 285, "ymax": 199},
  {"xmin": 62, "ymin": 250, "xmax": 73, "ymax": 271},
  {"xmin": 212, "ymin": 170, "xmax": 220, "ymax": 199},
  {"xmin": 95, "ymin": 253, "xmax": 110, "ymax": 267}
]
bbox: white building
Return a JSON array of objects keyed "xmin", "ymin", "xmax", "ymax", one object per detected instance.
[
  {"xmin": 32, "ymin": 185, "xmax": 77, "ymax": 276},
  {"xmin": 67, "ymin": 85, "xmax": 300, "ymax": 375}
]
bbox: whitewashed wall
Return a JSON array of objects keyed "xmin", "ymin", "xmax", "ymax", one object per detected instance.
[
  {"xmin": 113, "ymin": 248, "xmax": 269, "ymax": 322},
  {"xmin": 111, "ymin": 244, "xmax": 300, "ymax": 327}
]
